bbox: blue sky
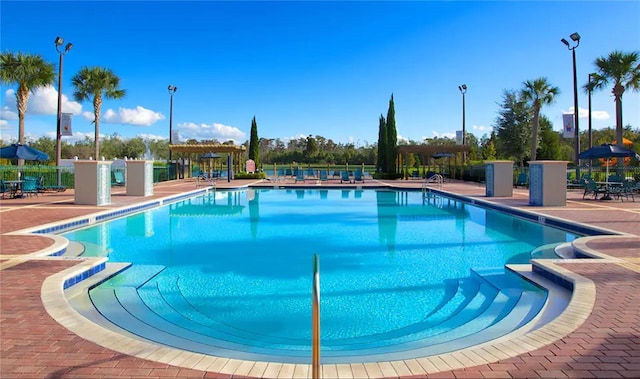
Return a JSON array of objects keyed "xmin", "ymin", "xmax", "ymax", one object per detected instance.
[{"xmin": 1, "ymin": 1, "xmax": 639, "ymax": 147}]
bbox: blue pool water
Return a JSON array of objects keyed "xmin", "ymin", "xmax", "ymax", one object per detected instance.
[{"xmin": 64, "ymin": 189, "xmax": 577, "ymax": 362}]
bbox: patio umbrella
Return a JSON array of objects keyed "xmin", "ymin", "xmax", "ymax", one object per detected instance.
[
  {"xmin": 0, "ymin": 143, "xmax": 49, "ymax": 161},
  {"xmin": 578, "ymin": 144, "xmax": 640, "ymax": 183}
]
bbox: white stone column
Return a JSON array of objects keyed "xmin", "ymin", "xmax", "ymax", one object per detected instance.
[
  {"xmin": 529, "ymin": 161, "xmax": 569, "ymax": 206},
  {"xmin": 74, "ymin": 160, "xmax": 112, "ymax": 206},
  {"xmin": 485, "ymin": 160, "xmax": 514, "ymax": 197},
  {"xmin": 126, "ymin": 160, "xmax": 154, "ymax": 196}
]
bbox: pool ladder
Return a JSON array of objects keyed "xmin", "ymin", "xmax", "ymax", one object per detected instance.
[{"xmin": 312, "ymin": 254, "xmax": 320, "ymax": 379}]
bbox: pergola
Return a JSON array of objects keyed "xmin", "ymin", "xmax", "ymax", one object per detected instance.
[
  {"xmin": 397, "ymin": 144, "xmax": 470, "ymax": 178},
  {"xmin": 169, "ymin": 143, "xmax": 247, "ymax": 178}
]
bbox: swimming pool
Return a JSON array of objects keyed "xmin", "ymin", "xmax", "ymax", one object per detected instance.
[{"xmin": 64, "ymin": 189, "xmax": 578, "ymax": 363}]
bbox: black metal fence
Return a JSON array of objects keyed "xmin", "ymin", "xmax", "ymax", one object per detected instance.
[{"xmin": 0, "ymin": 164, "xmax": 177, "ymax": 190}]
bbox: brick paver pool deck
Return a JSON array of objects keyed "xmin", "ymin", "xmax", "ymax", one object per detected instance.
[{"xmin": 1, "ymin": 178, "xmax": 639, "ymax": 378}]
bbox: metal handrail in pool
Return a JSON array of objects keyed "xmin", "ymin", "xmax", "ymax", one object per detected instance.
[{"xmin": 312, "ymin": 254, "xmax": 320, "ymax": 379}]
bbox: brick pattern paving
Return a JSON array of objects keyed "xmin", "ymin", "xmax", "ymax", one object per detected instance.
[{"xmin": 1, "ymin": 178, "xmax": 639, "ymax": 378}]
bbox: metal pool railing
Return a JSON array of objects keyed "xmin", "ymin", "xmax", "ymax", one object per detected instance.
[{"xmin": 311, "ymin": 254, "xmax": 320, "ymax": 379}]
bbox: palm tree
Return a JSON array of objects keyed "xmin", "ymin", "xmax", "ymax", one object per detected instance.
[
  {"xmin": 0, "ymin": 52, "xmax": 55, "ymax": 145},
  {"xmin": 520, "ymin": 77, "xmax": 560, "ymax": 161},
  {"xmin": 71, "ymin": 66, "xmax": 126, "ymax": 160},
  {"xmin": 588, "ymin": 51, "xmax": 640, "ymax": 146}
]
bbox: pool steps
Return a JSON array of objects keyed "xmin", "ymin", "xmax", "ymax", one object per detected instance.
[{"xmin": 73, "ymin": 264, "xmax": 563, "ymax": 364}]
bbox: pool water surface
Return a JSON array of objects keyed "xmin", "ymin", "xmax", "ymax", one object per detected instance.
[{"xmin": 64, "ymin": 189, "xmax": 577, "ymax": 362}]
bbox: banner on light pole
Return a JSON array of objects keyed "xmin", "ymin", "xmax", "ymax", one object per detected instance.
[
  {"xmin": 455, "ymin": 130, "xmax": 463, "ymax": 145},
  {"xmin": 562, "ymin": 113, "xmax": 575, "ymax": 139},
  {"xmin": 61, "ymin": 113, "xmax": 73, "ymax": 136}
]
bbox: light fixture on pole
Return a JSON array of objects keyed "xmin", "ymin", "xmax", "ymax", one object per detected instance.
[
  {"xmin": 55, "ymin": 36, "xmax": 72, "ymax": 185},
  {"xmin": 561, "ymin": 32, "xmax": 580, "ymax": 178},
  {"xmin": 168, "ymin": 85, "xmax": 177, "ymax": 163},
  {"xmin": 458, "ymin": 84, "xmax": 467, "ymax": 162}
]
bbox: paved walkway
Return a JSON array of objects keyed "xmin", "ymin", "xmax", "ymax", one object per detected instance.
[{"xmin": 1, "ymin": 178, "xmax": 639, "ymax": 378}]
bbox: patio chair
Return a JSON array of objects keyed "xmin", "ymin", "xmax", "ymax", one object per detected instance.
[
  {"xmin": 610, "ymin": 180, "xmax": 636, "ymax": 202},
  {"xmin": 21, "ymin": 178, "xmax": 38, "ymax": 197},
  {"xmin": 319, "ymin": 170, "xmax": 328, "ymax": 181},
  {"xmin": 0, "ymin": 180, "xmax": 8, "ymax": 199},
  {"xmin": 514, "ymin": 173, "xmax": 528, "ymax": 188},
  {"xmin": 340, "ymin": 171, "xmax": 352, "ymax": 184},
  {"xmin": 354, "ymin": 170, "xmax": 365, "ymax": 183},
  {"xmin": 583, "ymin": 180, "xmax": 605, "ymax": 200},
  {"xmin": 112, "ymin": 171, "xmax": 126, "ymax": 186},
  {"xmin": 295, "ymin": 168, "xmax": 305, "ymax": 182},
  {"xmin": 409, "ymin": 170, "xmax": 421, "ymax": 179}
]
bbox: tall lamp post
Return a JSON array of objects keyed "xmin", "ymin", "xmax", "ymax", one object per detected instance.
[
  {"xmin": 55, "ymin": 36, "xmax": 72, "ymax": 185},
  {"xmin": 168, "ymin": 85, "xmax": 177, "ymax": 164},
  {"xmin": 561, "ymin": 32, "xmax": 580, "ymax": 178},
  {"xmin": 458, "ymin": 84, "xmax": 467, "ymax": 163}
]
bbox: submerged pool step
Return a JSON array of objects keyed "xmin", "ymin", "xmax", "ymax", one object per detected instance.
[
  {"xmin": 87, "ymin": 268, "xmax": 549, "ymax": 364},
  {"xmin": 90, "ymin": 287, "xmax": 313, "ymax": 363}
]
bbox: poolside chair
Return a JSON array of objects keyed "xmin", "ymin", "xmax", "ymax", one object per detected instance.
[
  {"xmin": 340, "ymin": 171, "xmax": 352, "ymax": 184},
  {"xmin": 112, "ymin": 171, "xmax": 126, "ymax": 186},
  {"xmin": 583, "ymin": 180, "xmax": 605, "ymax": 200},
  {"xmin": 319, "ymin": 170, "xmax": 328, "ymax": 181},
  {"xmin": 0, "ymin": 180, "xmax": 8, "ymax": 199},
  {"xmin": 295, "ymin": 168, "xmax": 305, "ymax": 182},
  {"xmin": 353, "ymin": 170, "xmax": 365, "ymax": 183},
  {"xmin": 514, "ymin": 173, "xmax": 528, "ymax": 188},
  {"xmin": 409, "ymin": 170, "xmax": 421, "ymax": 179},
  {"xmin": 21, "ymin": 178, "xmax": 38, "ymax": 197},
  {"xmin": 610, "ymin": 180, "xmax": 636, "ymax": 202}
]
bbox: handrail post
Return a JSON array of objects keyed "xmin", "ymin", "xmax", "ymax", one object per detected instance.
[{"xmin": 312, "ymin": 254, "xmax": 320, "ymax": 379}]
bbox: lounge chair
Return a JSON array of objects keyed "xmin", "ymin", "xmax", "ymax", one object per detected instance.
[
  {"xmin": 340, "ymin": 171, "xmax": 352, "ymax": 184},
  {"xmin": 409, "ymin": 170, "xmax": 421, "ymax": 179},
  {"xmin": 583, "ymin": 180, "xmax": 605, "ymax": 199},
  {"xmin": 353, "ymin": 170, "xmax": 365, "ymax": 183},
  {"xmin": 319, "ymin": 170, "xmax": 328, "ymax": 181},
  {"xmin": 305, "ymin": 168, "xmax": 317, "ymax": 180},
  {"xmin": 295, "ymin": 168, "xmax": 305, "ymax": 182},
  {"xmin": 515, "ymin": 173, "xmax": 528, "ymax": 188},
  {"xmin": 112, "ymin": 171, "xmax": 126, "ymax": 186}
]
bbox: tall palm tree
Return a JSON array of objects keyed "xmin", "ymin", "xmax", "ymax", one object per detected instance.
[
  {"xmin": 588, "ymin": 51, "xmax": 640, "ymax": 146},
  {"xmin": 0, "ymin": 52, "xmax": 55, "ymax": 145},
  {"xmin": 520, "ymin": 77, "xmax": 560, "ymax": 161},
  {"xmin": 71, "ymin": 66, "xmax": 126, "ymax": 160}
]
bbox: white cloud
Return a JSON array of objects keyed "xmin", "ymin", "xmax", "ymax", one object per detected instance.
[
  {"xmin": 4, "ymin": 86, "xmax": 82, "ymax": 115},
  {"xmin": 82, "ymin": 111, "xmax": 95, "ymax": 122},
  {"xmin": 472, "ymin": 124, "xmax": 491, "ymax": 132},
  {"xmin": 137, "ymin": 133, "xmax": 168, "ymax": 141},
  {"xmin": 179, "ymin": 122, "xmax": 246, "ymax": 142},
  {"xmin": 1, "ymin": 106, "xmax": 18, "ymax": 120},
  {"xmin": 0, "ymin": 119, "xmax": 11, "ymax": 129},
  {"xmin": 431, "ymin": 131, "xmax": 456, "ymax": 139},
  {"xmin": 102, "ymin": 106, "xmax": 165, "ymax": 126},
  {"xmin": 566, "ymin": 106, "xmax": 610, "ymax": 120}
]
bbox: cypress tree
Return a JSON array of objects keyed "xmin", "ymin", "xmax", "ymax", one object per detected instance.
[
  {"xmin": 248, "ymin": 116, "xmax": 259, "ymax": 167},
  {"xmin": 386, "ymin": 94, "xmax": 397, "ymax": 174},
  {"xmin": 377, "ymin": 114, "xmax": 387, "ymax": 172}
]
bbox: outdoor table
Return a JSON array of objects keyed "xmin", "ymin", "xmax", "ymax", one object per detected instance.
[
  {"xmin": 595, "ymin": 181, "xmax": 623, "ymax": 200},
  {"xmin": 4, "ymin": 180, "xmax": 23, "ymax": 198}
]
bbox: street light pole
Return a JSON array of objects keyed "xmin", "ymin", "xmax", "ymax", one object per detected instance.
[
  {"xmin": 561, "ymin": 32, "xmax": 580, "ymax": 179},
  {"xmin": 168, "ymin": 85, "xmax": 177, "ymax": 163},
  {"xmin": 55, "ymin": 36, "xmax": 72, "ymax": 186},
  {"xmin": 458, "ymin": 84, "xmax": 467, "ymax": 163},
  {"xmin": 588, "ymin": 73, "xmax": 594, "ymax": 149}
]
